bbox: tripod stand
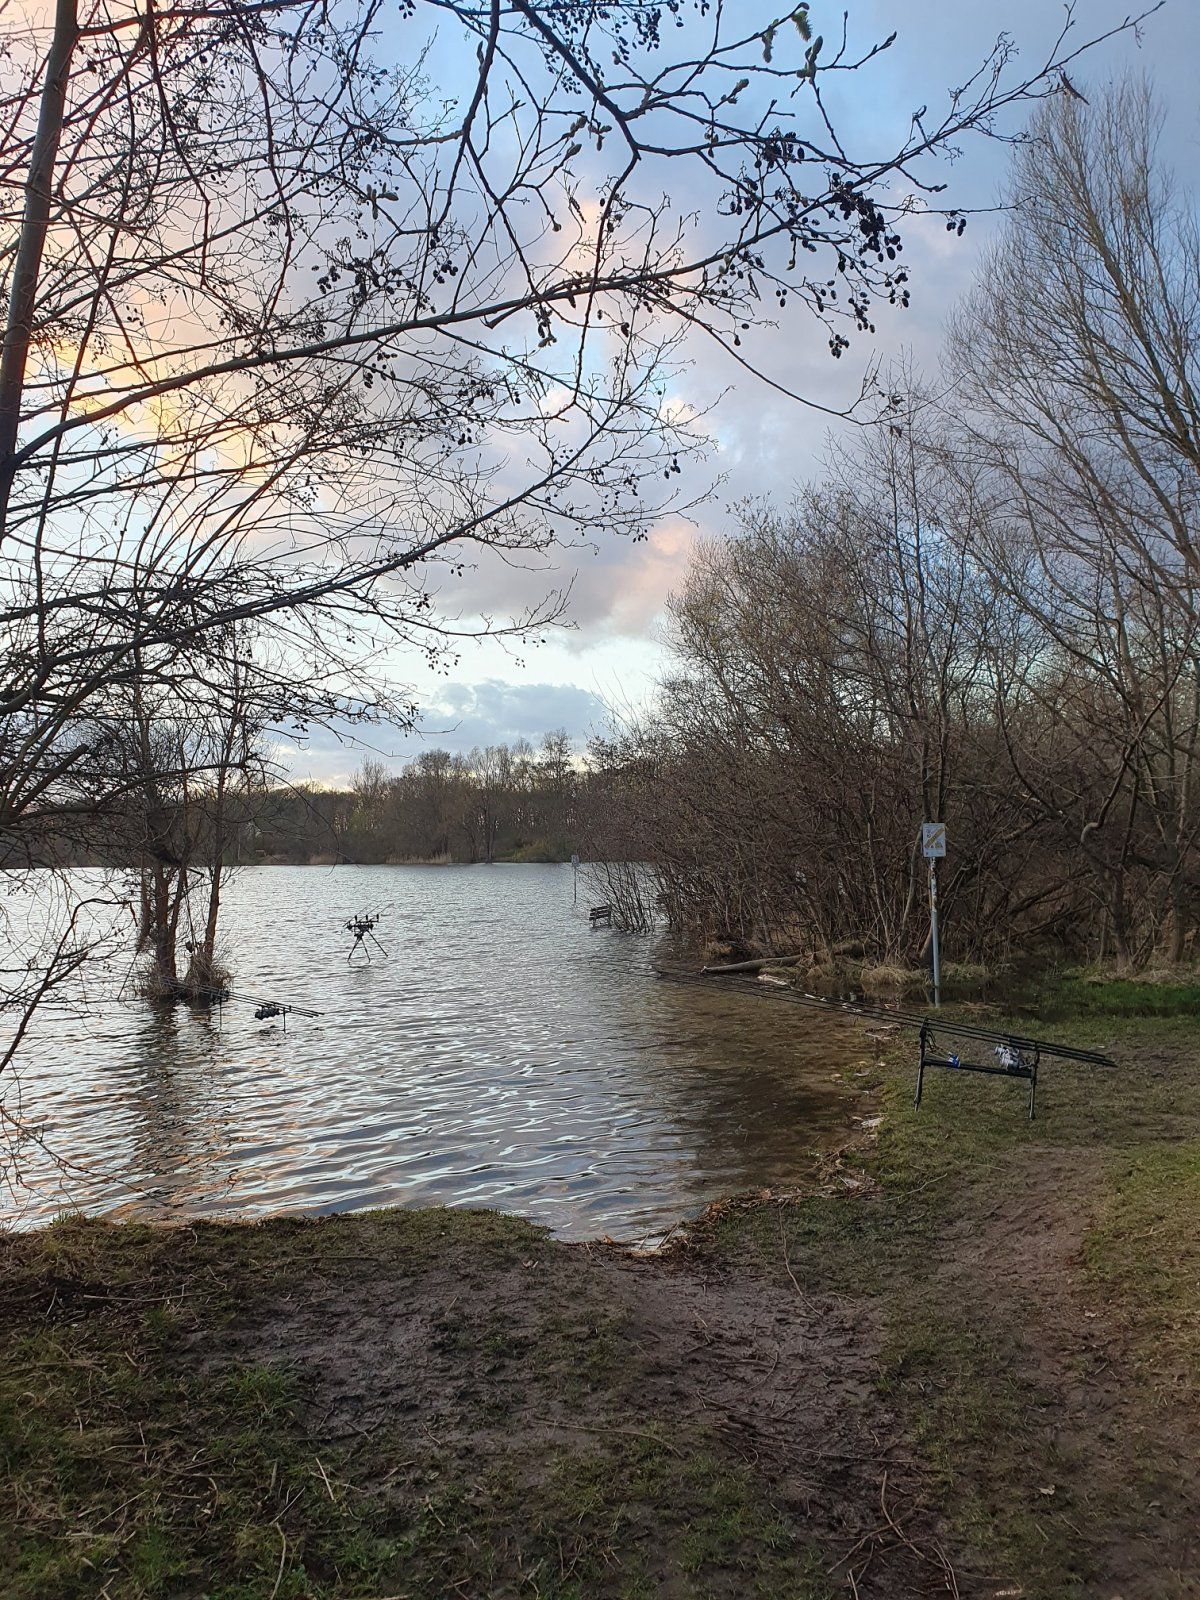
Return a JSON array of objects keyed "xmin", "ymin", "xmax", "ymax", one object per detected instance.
[{"xmin": 345, "ymin": 912, "xmax": 389, "ymax": 962}]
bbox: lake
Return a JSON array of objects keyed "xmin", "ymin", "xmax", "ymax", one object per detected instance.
[{"xmin": 0, "ymin": 865, "xmax": 872, "ymax": 1240}]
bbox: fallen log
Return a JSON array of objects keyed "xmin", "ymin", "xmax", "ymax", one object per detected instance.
[{"xmin": 699, "ymin": 954, "xmax": 806, "ymax": 976}]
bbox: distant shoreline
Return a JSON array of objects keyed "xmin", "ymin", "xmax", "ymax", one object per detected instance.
[{"xmin": 1, "ymin": 855, "xmax": 579, "ymax": 871}]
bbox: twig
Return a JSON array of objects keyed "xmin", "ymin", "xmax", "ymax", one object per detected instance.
[
  {"xmin": 528, "ymin": 1417, "xmax": 684, "ymax": 1458},
  {"xmin": 878, "ymin": 1472, "xmax": 961, "ymax": 1596},
  {"xmin": 314, "ymin": 1456, "xmax": 337, "ymax": 1503},
  {"xmin": 269, "ymin": 1525, "xmax": 287, "ymax": 1600},
  {"xmin": 776, "ymin": 1207, "xmax": 812, "ymax": 1310}
]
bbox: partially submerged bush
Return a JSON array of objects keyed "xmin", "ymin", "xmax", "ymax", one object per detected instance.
[{"xmin": 140, "ymin": 947, "xmax": 231, "ymax": 1006}]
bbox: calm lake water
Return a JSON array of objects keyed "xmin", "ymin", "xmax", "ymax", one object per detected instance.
[{"xmin": 1, "ymin": 866, "xmax": 872, "ymax": 1240}]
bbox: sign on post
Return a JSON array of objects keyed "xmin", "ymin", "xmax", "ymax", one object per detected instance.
[
  {"xmin": 922, "ymin": 822, "xmax": 947, "ymax": 860},
  {"xmin": 921, "ymin": 823, "xmax": 946, "ymax": 1007}
]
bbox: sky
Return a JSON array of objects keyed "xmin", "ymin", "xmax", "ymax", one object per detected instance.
[{"xmin": 282, "ymin": 0, "xmax": 1200, "ymax": 785}]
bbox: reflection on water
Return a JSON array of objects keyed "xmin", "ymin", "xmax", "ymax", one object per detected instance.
[{"xmin": 1, "ymin": 866, "xmax": 870, "ymax": 1240}]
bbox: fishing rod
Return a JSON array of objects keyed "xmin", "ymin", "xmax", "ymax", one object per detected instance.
[
  {"xmin": 150, "ymin": 985, "xmax": 323, "ymax": 1024},
  {"xmin": 345, "ymin": 910, "xmax": 389, "ymax": 962},
  {"xmin": 236, "ymin": 992, "xmax": 322, "ymax": 1021},
  {"xmin": 657, "ymin": 969, "xmax": 1114, "ymax": 1063},
  {"xmin": 655, "ymin": 967, "xmax": 1115, "ymax": 1119}
]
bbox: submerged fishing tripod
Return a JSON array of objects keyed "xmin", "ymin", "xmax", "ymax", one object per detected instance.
[{"xmin": 345, "ymin": 912, "xmax": 388, "ymax": 962}]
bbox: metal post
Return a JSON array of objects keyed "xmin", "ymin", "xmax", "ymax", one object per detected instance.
[{"xmin": 929, "ymin": 858, "xmax": 941, "ymax": 1009}]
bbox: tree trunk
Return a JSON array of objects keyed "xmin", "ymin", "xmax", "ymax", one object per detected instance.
[{"xmin": 0, "ymin": 0, "xmax": 79, "ymax": 519}]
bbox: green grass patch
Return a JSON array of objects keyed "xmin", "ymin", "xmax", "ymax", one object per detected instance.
[
  {"xmin": 1043, "ymin": 972, "xmax": 1200, "ymax": 1019},
  {"xmin": 878, "ymin": 1313, "xmax": 1092, "ymax": 1597},
  {"xmin": 0, "ymin": 1328, "xmax": 834, "ymax": 1600},
  {"xmin": 1085, "ymin": 1143, "xmax": 1200, "ymax": 1389},
  {"xmin": 389, "ymin": 1429, "xmax": 833, "ymax": 1600},
  {"xmin": 0, "ymin": 1208, "xmax": 549, "ymax": 1600},
  {"xmin": 0, "ymin": 1323, "xmax": 382, "ymax": 1599},
  {"xmin": 0, "ymin": 1208, "xmax": 834, "ymax": 1600},
  {"xmin": 692, "ymin": 988, "xmax": 1200, "ymax": 1595}
]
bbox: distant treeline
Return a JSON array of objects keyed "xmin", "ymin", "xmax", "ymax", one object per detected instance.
[{"xmin": 249, "ymin": 734, "xmax": 586, "ymax": 865}]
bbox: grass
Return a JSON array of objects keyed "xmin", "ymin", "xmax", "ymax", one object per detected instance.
[
  {"xmin": 1085, "ymin": 1143, "xmax": 1200, "ymax": 1394},
  {"xmin": 0, "ymin": 1208, "xmax": 552, "ymax": 1600},
  {"xmin": 0, "ymin": 1206, "xmax": 836, "ymax": 1600},
  {"xmin": 893, "ymin": 986, "xmax": 1196, "ymax": 1585},
  {"xmin": 1041, "ymin": 970, "xmax": 1200, "ymax": 1018},
  {"xmin": 410, "ymin": 1430, "xmax": 833, "ymax": 1600},
  {"xmin": 0, "ymin": 1339, "xmax": 833, "ymax": 1600},
  {"xmin": 859, "ymin": 962, "xmax": 927, "ymax": 995},
  {"xmin": 876, "ymin": 1316, "xmax": 1094, "ymax": 1593},
  {"xmin": 691, "ymin": 976, "xmax": 1200, "ymax": 1596},
  {"xmin": 0, "ymin": 1320, "xmax": 379, "ymax": 1599}
]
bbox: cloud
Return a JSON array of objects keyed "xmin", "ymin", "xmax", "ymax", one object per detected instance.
[
  {"xmin": 420, "ymin": 678, "xmax": 609, "ymax": 749},
  {"xmin": 284, "ymin": 0, "xmax": 1194, "ymax": 768},
  {"xmin": 407, "ymin": 505, "xmax": 701, "ymax": 641},
  {"xmin": 275, "ymin": 678, "xmax": 610, "ymax": 785}
]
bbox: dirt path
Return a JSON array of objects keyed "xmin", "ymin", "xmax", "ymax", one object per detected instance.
[
  {"xmin": 205, "ymin": 1224, "xmax": 959, "ymax": 1596},
  {"xmin": 932, "ymin": 1147, "xmax": 1200, "ymax": 1597}
]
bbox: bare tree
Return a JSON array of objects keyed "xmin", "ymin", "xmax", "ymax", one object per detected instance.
[
  {"xmin": 118, "ymin": 639, "xmax": 268, "ymax": 996},
  {"xmin": 952, "ymin": 80, "xmax": 1200, "ymax": 585},
  {"xmin": 607, "ymin": 366, "xmax": 1199, "ymax": 969},
  {"xmin": 951, "ymin": 81, "xmax": 1200, "ymax": 964}
]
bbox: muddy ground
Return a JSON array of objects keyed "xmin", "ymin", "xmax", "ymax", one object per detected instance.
[{"xmin": 2, "ymin": 995, "xmax": 1198, "ymax": 1599}]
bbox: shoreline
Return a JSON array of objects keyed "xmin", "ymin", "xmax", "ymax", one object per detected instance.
[
  {"xmin": 1, "ymin": 1100, "xmax": 879, "ymax": 1244},
  {"xmin": 3, "ymin": 992, "xmax": 1198, "ymax": 1598}
]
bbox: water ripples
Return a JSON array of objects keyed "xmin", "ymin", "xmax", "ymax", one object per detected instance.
[{"xmin": 1, "ymin": 865, "xmax": 864, "ymax": 1239}]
